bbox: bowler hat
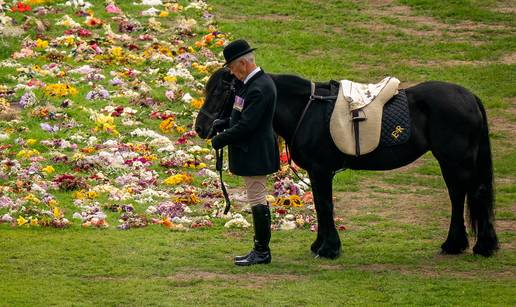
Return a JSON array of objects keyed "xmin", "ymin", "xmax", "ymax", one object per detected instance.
[{"xmin": 223, "ymin": 39, "xmax": 256, "ymax": 66}]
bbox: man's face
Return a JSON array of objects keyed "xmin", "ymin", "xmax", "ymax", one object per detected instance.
[{"xmin": 227, "ymin": 59, "xmax": 246, "ymax": 81}]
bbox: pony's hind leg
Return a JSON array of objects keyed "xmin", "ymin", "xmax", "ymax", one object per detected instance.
[
  {"xmin": 308, "ymin": 168, "xmax": 341, "ymax": 259},
  {"xmin": 310, "ymin": 206, "xmax": 325, "ymax": 255},
  {"xmin": 438, "ymin": 161, "xmax": 471, "ymax": 254}
]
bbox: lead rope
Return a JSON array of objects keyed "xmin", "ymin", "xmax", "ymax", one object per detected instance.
[{"xmin": 216, "ymin": 148, "xmax": 232, "ymax": 214}]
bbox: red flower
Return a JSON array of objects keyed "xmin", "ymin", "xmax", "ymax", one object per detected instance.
[
  {"xmin": 11, "ymin": 2, "xmax": 31, "ymax": 13},
  {"xmin": 280, "ymin": 152, "xmax": 290, "ymax": 164},
  {"xmin": 78, "ymin": 28, "xmax": 92, "ymax": 37},
  {"xmin": 275, "ymin": 208, "xmax": 288, "ymax": 215}
]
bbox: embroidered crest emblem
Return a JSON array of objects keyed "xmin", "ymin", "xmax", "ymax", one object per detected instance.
[
  {"xmin": 233, "ymin": 95, "xmax": 245, "ymax": 111},
  {"xmin": 391, "ymin": 125, "xmax": 405, "ymax": 139}
]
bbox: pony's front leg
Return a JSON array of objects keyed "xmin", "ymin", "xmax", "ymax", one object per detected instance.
[{"xmin": 309, "ymin": 168, "xmax": 341, "ymax": 259}]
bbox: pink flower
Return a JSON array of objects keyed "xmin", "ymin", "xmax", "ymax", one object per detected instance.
[
  {"xmin": 106, "ymin": 4, "xmax": 122, "ymax": 14},
  {"xmin": 165, "ymin": 90, "xmax": 176, "ymax": 101}
]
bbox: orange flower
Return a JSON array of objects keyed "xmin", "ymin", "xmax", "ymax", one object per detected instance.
[
  {"xmin": 194, "ymin": 40, "xmax": 206, "ymax": 48},
  {"xmin": 161, "ymin": 218, "xmax": 173, "ymax": 229},
  {"xmin": 85, "ymin": 16, "xmax": 103, "ymax": 27}
]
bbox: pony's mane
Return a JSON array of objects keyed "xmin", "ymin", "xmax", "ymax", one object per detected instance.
[{"xmin": 269, "ymin": 74, "xmax": 338, "ymax": 98}]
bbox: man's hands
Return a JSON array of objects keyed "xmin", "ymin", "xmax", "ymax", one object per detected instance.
[{"xmin": 212, "ymin": 118, "xmax": 229, "ymax": 133}]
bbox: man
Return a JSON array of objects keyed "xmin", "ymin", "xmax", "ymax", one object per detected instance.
[{"xmin": 210, "ymin": 39, "xmax": 280, "ymax": 266}]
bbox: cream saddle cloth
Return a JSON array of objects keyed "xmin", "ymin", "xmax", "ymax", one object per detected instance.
[{"xmin": 329, "ymin": 77, "xmax": 400, "ymax": 156}]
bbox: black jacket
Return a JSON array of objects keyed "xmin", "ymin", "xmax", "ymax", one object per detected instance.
[{"xmin": 211, "ymin": 69, "xmax": 280, "ymax": 176}]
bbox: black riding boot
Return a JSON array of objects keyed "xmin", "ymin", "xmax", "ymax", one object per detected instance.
[{"xmin": 234, "ymin": 204, "xmax": 272, "ymax": 266}]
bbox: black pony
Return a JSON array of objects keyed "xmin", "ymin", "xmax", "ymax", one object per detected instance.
[{"xmin": 195, "ymin": 68, "xmax": 499, "ymax": 258}]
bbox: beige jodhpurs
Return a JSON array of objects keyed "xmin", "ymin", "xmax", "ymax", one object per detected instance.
[{"xmin": 242, "ymin": 176, "xmax": 268, "ymax": 206}]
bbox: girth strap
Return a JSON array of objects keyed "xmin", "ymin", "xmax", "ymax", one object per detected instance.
[{"xmin": 286, "ymin": 81, "xmax": 338, "ymax": 187}]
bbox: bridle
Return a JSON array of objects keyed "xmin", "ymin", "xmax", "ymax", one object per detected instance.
[
  {"xmin": 199, "ymin": 78, "xmax": 236, "ymax": 124},
  {"xmin": 201, "ymin": 76, "xmax": 236, "ymax": 214}
]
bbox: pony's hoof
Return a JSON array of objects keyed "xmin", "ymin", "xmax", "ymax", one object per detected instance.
[
  {"xmin": 473, "ymin": 239, "xmax": 499, "ymax": 257},
  {"xmin": 311, "ymin": 239, "xmax": 323, "ymax": 255},
  {"xmin": 316, "ymin": 243, "xmax": 341, "ymax": 259},
  {"xmin": 441, "ymin": 238, "xmax": 469, "ymax": 255}
]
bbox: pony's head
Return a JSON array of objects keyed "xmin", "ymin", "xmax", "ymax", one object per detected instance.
[{"xmin": 195, "ymin": 68, "xmax": 237, "ymax": 139}]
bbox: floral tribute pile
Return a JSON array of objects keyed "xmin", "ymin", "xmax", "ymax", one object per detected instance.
[{"xmin": 0, "ymin": 0, "xmax": 346, "ymax": 233}]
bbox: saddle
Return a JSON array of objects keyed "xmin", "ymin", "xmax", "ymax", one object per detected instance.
[{"xmin": 328, "ymin": 77, "xmax": 403, "ymax": 156}]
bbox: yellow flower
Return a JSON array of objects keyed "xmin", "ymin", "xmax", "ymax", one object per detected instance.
[
  {"xmin": 159, "ymin": 117, "xmax": 175, "ymax": 133},
  {"xmin": 86, "ymin": 191, "xmax": 98, "ymax": 199},
  {"xmin": 42, "ymin": 166, "xmax": 55, "ymax": 175},
  {"xmin": 30, "ymin": 218, "xmax": 39, "ymax": 226},
  {"xmin": 111, "ymin": 47, "xmax": 124, "ymax": 58},
  {"xmin": 290, "ymin": 195, "xmax": 303, "ymax": 207},
  {"xmin": 175, "ymin": 126, "xmax": 186, "ymax": 134},
  {"xmin": 72, "ymin": 152, "xmax": 85, "ymax": 161},
  {"xmin": 159, "ymin": 11, "xmax": 169, "ymax": 17},
  {"xmin": 17, "ymin": 149, "xmax": 40, "ymax": 159},
  {"xmin": 26, "ymin": 0, "xmax": 50, "ymax": 4},
  {"xmin": 24, "ymin": 194, "xmax": 41, "ymax": 204},
  {"xmin": 191, "ymin": 98, "xmax": 204, "ymax": 109},
  {"xmin": 94, "ymin": 115, "xmax": 119, "ymax": 135},
  {"xmin": 74, "ymin": 191, "xmax": 84, "ymax": 199},
  {"xmin": 163, "ymin": 174, "xmax": 193, "ymax": 186},
  {"xmin": 17, "ymin": 216, "xmax": 28, "ymax": 226},
  {"xmin": 26, "ymin": 139, "xmax": 38, "ymax": 146},
  {"xmin": 44, "ymin": 84, "xmax": 78, "ymax": 97},
  {"xmin": 35, "ymin": 39, "xmax": 49, "ymax": 49},
  {"xmin": 143, "ymin": 155, "xmax": 158, "ymax": 161},
  {"xmin": 164, "ymin": 175, "xmax": 183, "ymax": 185},
  {"xmin": 64, "ymin": 36, "xmax": 75, "ymax": 46},
  {"xmin": 163, "ymin": 76, "xmax": 177, "ymax": 83},
  {"xmin": 53, "ymin": 207, "xmax": 61, "ymax": 218},
  {"xmin": 48, "ymin": 199, "xmax": 58, "ymax": 207}
]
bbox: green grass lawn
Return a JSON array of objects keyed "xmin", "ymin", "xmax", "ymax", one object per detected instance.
[{"xmin": 0, "ymin": 0, "xmax": 515, "ymax": 306}]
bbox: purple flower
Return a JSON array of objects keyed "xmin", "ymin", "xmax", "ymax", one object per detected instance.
[
  {"xmin": 40, "ymin": 123, "xmax": 59, "ymax": 132},
  {"xmin": 0, "ymin": 196, "xmax": 14, "ymax": 209},
  {"xmin": 155, "ymin": 201, "xmax": 185, "ymax": 218},
  {"xmin": 99, "ymin": 89, "xmax": 110, "ymax": 99},
  {"xmin": 109, "ymin": 78, "xmax": 123, "ymax": 86},
  {"xmin": 19, "ymin": 91, "xmax": 36, "ymax": 108}
]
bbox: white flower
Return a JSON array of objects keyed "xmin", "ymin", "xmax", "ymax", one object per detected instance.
[
  {"xmin": 141, "ymin": 7, "xmax": 160, "ymax": 16},
  {"xmin": 224, "ymin": 214, "xmax": 251, "ymax": 228},
  {"xmin": 69, "ymin": 65, "xmax": 97, "ymax": 75},
  {"xmin": 172, "ymin": 216, "xmax": 192, "ymax": 224},
  {"xmin": 185, "ymin": 1, "xmax": 208, "ymax": 10},
  {"xmin": 65, "ymin": 0, "xmax": 92, "ymax": 9},
  {"xmin": 56, "ymin": 15, "xmax": 81, "ymax": 28},
  {"xmin": 279, "ymin": 220, "xmax": 297, "ymax": 231},
  {"xmin": 130, "ymin": 128, "xmax": 166, "ymax": 139},
  {"xmin": 156, "ymin": 144, "xmax": 176, "ymax": 153},
  {"xmin": 146, "ymin": 206, "xmax": 157, "ymax": 214},
  {"xmin": 134, "ymin": 0, "xmax": 162, "ymax": 5},
  {"xmin": 167, "ymin": 65, "xmax": 194, "ymax": 81},
  {"xmin": 0, "ymin": 133, "xmax": 9, "ymax": 141},
  {"xmin": 182, "ymin": 93, "xmax": 193, "ymax": 103}
]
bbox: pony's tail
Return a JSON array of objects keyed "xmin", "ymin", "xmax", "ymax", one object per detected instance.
[{"xmin": 467, "ymin": 95, "xmax": 498, "ymax": 256}]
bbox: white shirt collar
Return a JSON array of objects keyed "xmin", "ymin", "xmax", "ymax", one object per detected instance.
[{"xmin": 243, "ymin": 67, "xmax": 261, "ymax": 84}]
